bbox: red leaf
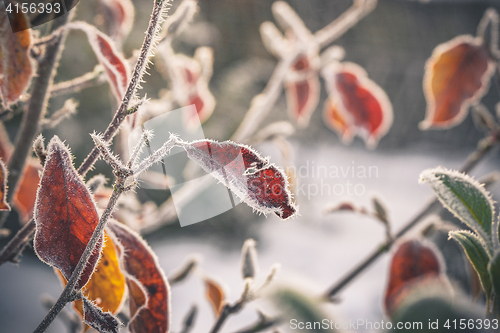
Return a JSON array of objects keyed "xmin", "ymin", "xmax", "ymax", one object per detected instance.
[
  {"xmin": 69, "ymin": 22, "xmax": 130, "ymax": 104},
  {"xmin": 0, "ymin": 159, "xmax": 11, "ymax": 211},
  {"xmin": 176, "ymin": 138, "xmax": 297, "ymax": 219},
  {"xmin": 100, "ymin": 0, "xmax": 135, "ymax": 41},
  {"xmin": 420, "ymin": 35, "xmax": 494, "ymax": 130},
  {"xmin": 0, "ymin": 7, "xmax": 33, "ymax": 108},
  {"xmin": 384, "ymin": 239, "xmax": 442, "ymax": 316},
  {"xmin": 12, "ymin": 158, "xmax": 41, "ymax": 222},
  {"xmin": 0, "ymin": 125, "xmax": 40, "ymax": 222},
  {"xmin": 170, "ymin": 52, "xmax": 216, "ymax": 130},
  {"xmin": 108, "ymin": 221, "xmax": 170, "ymax": 333},
  {"xmin": 285, "ymin": 55, "xmax": 320, "ymax": 128},
  {"xmin": 34, "ymin": 136, "xmax": 103, "ymax": 290},
  {"xmin": 321, "ymin": 62, "xmax": 393, "ymax": 149},
  {"xmin": 82, "ymin": 297, "xmax": 120, "ymax": 333}
]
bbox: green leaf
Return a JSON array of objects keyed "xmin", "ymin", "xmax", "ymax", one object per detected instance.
[
  {"xmin": 372, "ymin": 196, "xmax": 388, "ymax": 224},
  {"xmin": 488, "ymin": 251, "xmax": 500, "ymax": 307},
  {"xmin": 449, "ymin": 230, "xmax": 491, "ymax": 301},
  {"xmin": 420, "ymin": 167, "xmax": 494, "ymax": 244},
  {"xmin": 270, "ymin": 287, "xmax": 336, "ymax": 332}
]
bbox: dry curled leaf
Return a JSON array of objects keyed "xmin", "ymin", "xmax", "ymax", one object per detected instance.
[
  {"xmin": 108, "ymin": 221, "xmax": 170, "ymax": 333},
  {"xmin": 0, "ymin": 7, "xmax": 32, "ymax": 108},
  {"xmin": 167, "ymin": 49, "xmax": 215, "ymax": 130},
  {"xmin": 322, "ymin": 62, "xmax": 393, "ymax": 149},
  {"xmin": 0, "ymin": 159, "xmax": 10, "ymax": 211},
  {"xmin": 204, "ymin": 278, "xmax": 225, "ymax": 316},
  {"xmin": 285, "ymin": 55, "xmax": 320, "ymax": 128},
  {"xmin": 384, "ymin": 239, "xmax": 443, "ymax": 316},
  {"xmin": 0, "ymin": 126, "xmax": 40, "ymax": 221},
  {"xmin": 100, "ymin": 0, "xmax": 135, "ymax": 41},
  {"xmin": 420, "ymin": 35, "xmax": 494, "ymax": 130},
  {"xmin": 68, "ymin": 22, "xmax": 130, "ymax": 104},
  {"xmin": 12, "ymin": 158, "xmax": 41, "ymax": 222},
  {"xmin": 34, "ymin": 136, "xmax": 103, "ymax": 290},
  {"xmin": 175, "ymin": 138, "xmax": 297, "ymax": 219}
]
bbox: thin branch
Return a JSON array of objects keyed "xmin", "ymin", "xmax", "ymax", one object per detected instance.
[
  {"xmin": 49, "ymin": 67, "xmax": 106, "ymax": 97},
  {"xmin": 40, "ymin": 99, "xmax": 78, "ymax": 130},
  {"xmin": 231, "ymin": 58, "xmax": 294, "ymax": 143},
  {"xmin": 209, "ymin": 281, "xmax": 252, "ymax": 333},
  {"xmin": 32, "ymin": 1, "xmax": 170, "ymax": 329},
  {"xmin": 127, "ymin": 129, "xmax": 153, "ymax": 169},
  {"xmin": 0, "ymin": 2, "xmax": 76, "ymax": 229},
  {"xmin": 0, "ymin": 218, "xmax": 35, "ymax": 265},
  {"xmin": 314, "ymin": 0, "xmax": 378, "ymax": 48},
  {"xmin": 77, "ymin": 0, "xmax": 168, "ymax": 177},
  {"xmin": 131, "ymin": 135, "xmax": 179, "ymax": 175},
  {"xmin": 179, "ymin": 304, "xmax": 198, "ymax": 333},
  {"xmin": 209, "ymin": 300, "xmax": 247, "ymax": 333},
  {"xmin": 233, "ymin": 316, "xmax": 282, "ymax": 333},
  {"xmin": 151, "ymin": 0, "xmax": 377, "ymax": 229},
  {"xmin": 323, "ymin": 128, "xmax": 500, "ymax": 299}
]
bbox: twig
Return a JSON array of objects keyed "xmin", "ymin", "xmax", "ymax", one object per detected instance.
[
  {"xmin": 32, "ymin": 1, "xmax": 170, "ymax": 330},
  {"xmin": 0, "ymin": 0, "xmax": 168, "ymax": 266},
  {"xmin": 233, "ymin": 316, "xmax": 282, "ymax": 333},
  {"xmin": 0, "ymin": 2, "xmax": 76, "ymax": 229},
  {"xmin": 179, "ymin": 304, "xmax": 198, "ymax": 333},
  {"xmin": 40, "ymin": 294, "xmax": 81, "ymax": 333},
  {"xmin": 209, "ymin": 301, "xmax": 247, "ymax": 333},
  {"xmin": 40, "ymin": 99, "xmax": 78, "ymax": 130},
  {"xmin": 314, "ymin": 0, "xmax": 377, "ymax": 48},
  {"xmin": 151, "ymin": 0, "xmax": 377, "ymax": 228},
  {"xmin": 209, "ymin": 280, "xmax": 252, "ymax": 333},
  {"xmin": 323, "ymin": 128, "xmax": 500, "ymax": 299},
  {"xmin": 0, "ymin": 218, "xmax": 35, "ymax": 265},
  {"xmin": 77, "ymin": 0, "xmax": 168, "ymax": 177},
  {"xmin": 49, "ymin": 67, "xmax": 106, "ymax": 97}
]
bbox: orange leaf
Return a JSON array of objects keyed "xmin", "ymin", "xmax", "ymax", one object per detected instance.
[
  {"xmin": 57, "ymin": 232, "xmax": 126, "ymax": 331},
  {"xmin": 0, "ymin": 124, "xmax": 13, "ymax": 161},
  {"xmin": 34, "ymin": 136, "xmax": 103, "ymax": 290},
  {"xmin": 108, "ymin": 221, "xmax": 170, "ymax": 333},
  {"xmin": 420, "ymin": 35, "xmax": 494, "ymax": 130},
  {"xmin": 285, "ymin": 55, "xmax": 320, "ymax": 128},
  {"xmin": 0, "ymin": 125, "xmax": 40, "ymax": 222},
  {"xmin": 321, "ymin": 62, "xmax": 393, "ymax": 149},
  {"xmin": 204, "ymin": 277, "xmax": 225, "ymax": 316},
  {"xmin": 80, "ymin": 232, "xmax": 125, "ymax": 315},
  {"xmin": 0, "ymin": 159, "xmax": 10, "ymax": 211},
  {"xmin": 0, "ymin": 7, "xmax": 33, "ymax": 108},
  {"xmin": 384, "ymin": 239, "xmax": 442, "ymax": 316},
  {"xmin": 323, "ymin": 97, "xmax": 353, "ymax": 145},
  {"xmin": 12, "ymin": 158, "xmax": 41, "ymax": 222},
  {"xmin": 69, "ymin": 22, "xmax": 130, "ymax": 104}
]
